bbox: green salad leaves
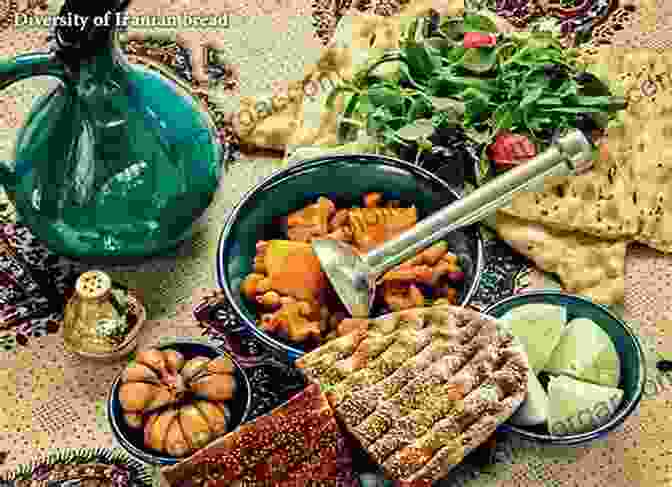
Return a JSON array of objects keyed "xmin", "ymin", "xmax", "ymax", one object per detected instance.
[{"xmin": 326, "ymin": 12, "xmax": 626, "ymax": 172}]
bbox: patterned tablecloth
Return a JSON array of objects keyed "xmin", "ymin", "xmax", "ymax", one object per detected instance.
[{"xmin": 1, "ymin": 0, "xmax": 672, "ymax": 484}]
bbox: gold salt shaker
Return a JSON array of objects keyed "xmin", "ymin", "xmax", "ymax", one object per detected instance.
[{"xmin": 63, "ymin": 270, "xmax": 129, "ymax": 356}]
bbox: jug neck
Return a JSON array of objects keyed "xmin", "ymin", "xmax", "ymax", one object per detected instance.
[
  {"xmin": 80, "ymin": 34, "xmax": 124, "ymax": 73},
  {"xmin": 58, "ymin": 32, "xmax": 127, "ymax": 80},
  {"xmin": 54, "ymin": 0, "xmax": 129, "ymax": 71}
]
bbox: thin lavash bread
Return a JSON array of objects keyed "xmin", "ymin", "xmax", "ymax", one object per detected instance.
[
  {"xmin": 500, "ymin": 46, "xmax": 672, "ymax": 252},
  {"xmin": 233, "ymin": 0, "xmax": 464, "ymax": 153}
]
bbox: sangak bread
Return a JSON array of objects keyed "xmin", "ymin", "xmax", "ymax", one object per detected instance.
[
  {"xmin": 491, "ymin": 47, "xmax": 672, "ymax": 304},
  {"xmin": 295, "ymin": 305, "xmax": 529, "ymax": 483},
  {"xmin": 501, "ymin": 47, "xmax": 672, "ymax": 253},
  {"xmin": 498, "ymin": 141, "xmax": 639, "ymax": 240}
]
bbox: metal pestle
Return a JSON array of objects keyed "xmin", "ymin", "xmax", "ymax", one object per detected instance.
[{"xmin": 312, "ymin": 129, "xmax": 594, "ymax": 318}]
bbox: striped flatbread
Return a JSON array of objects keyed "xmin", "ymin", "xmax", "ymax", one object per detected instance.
[{"xmin": 296, "ymin": 305, "xmax": 529, "ymax": 483}]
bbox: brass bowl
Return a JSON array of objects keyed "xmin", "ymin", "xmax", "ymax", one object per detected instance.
[{"xmin": 66, "ymin": 292, "xmax": 147, "ymax": 362}]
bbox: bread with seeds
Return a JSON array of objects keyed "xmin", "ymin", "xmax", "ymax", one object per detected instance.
[{"xmin": 296, "ymin": 305, "xmax": 529, "ymax": 482}]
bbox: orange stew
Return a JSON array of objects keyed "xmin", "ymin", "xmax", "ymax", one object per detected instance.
[{"xmin": 240, "ymin": 193, "xmax": 465, "ymax": 346}]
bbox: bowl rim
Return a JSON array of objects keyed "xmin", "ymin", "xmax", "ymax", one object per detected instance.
[
  {"xmin": 216, "ymin": 153, "xmax": 485, "ymax": 359},
  {"xmin": 107, "ymin": 338, "xmax": 253, "ymax": 465},
  {"xmin": 484, "ymin": 290, "xmax": 646, "ymax": 445}
]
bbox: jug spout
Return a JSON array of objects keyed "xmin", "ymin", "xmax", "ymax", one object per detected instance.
[{"xmin": 0, "ymin": 52, "xmax": 67, "ymax": 91}]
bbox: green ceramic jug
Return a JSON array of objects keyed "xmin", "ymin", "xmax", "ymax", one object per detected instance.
[{"xmin": 0, "ymin": 0, "xmax": 222, "ymax": 260}]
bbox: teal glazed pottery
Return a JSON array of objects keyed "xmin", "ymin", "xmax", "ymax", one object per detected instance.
[
  {"xmin": 217, "ymin": 154, "xmax": 485, "ymax": 360},
  {"xmin": 485, "ymin": 291, "xmax": 645, "ymax": 446},
  {"xmin": 0, "ymin": 0, "xmax": 222, "ymax": 260}
]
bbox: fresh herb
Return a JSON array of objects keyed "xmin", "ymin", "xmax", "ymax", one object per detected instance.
[
  {"xmin": 110, "ymin": 288, "xmax": 129, "ymax": 312},
  {"xmin": 462, "ymin": 13, "xmax": 498, "ymax": 33},
  {"xmin": 325, "ymin": 12, "xmax": 625, "ymax": 184},
  {"xmin": 96, "ymin": 318, "xmax": 129, "ymax": 342},
  {"xmin": 395, "ymin": 126, "xmax": 483, "ymax": 192}
]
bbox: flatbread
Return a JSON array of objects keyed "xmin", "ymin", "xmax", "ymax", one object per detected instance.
[
  {"xmin": 502, "ymin": 47, "xmax": 672, "ymax": 254},
  {"xmin": 625, "ymin": 117, "xmax": 672, "ymax": 252},
  {"xmin": 495, "ymin": 213, "xmax": 626, "ymax": 305},
  {"xmin": 233, "ymin": 0, "xmax": 464, "ymax": 152},
  {"xmin": 499, "ymin": 142, "xmax": 639, "ymax": 240},
  {"xmin": 296, "ymin": 305, "xmax": 529, "ymax": 482},
  {"xmin": 493, "ymin": 47, "xmax": 672, "ymax": 304},
  {"xmin": 161, "ymin": 384, "xmax": 347, "ymax": 486}
]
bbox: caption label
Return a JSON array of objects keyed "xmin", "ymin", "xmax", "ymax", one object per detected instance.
[{"xmin": 15, "ymin": 12, "xmax": 232, "ymax": 29}]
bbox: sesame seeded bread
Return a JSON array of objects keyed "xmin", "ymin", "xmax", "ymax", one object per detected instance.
[{"xmin": 295, "ymin": 305, "xmax": 530, "ymax": 483}]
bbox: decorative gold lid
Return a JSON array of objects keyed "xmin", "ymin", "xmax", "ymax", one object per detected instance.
[{"xmin": 75, "ymin": 270, "xmax": 112, "ymax": 300}]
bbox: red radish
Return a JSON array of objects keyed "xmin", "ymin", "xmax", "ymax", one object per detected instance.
[
  {"xmin": 464, "ymin": 32, "xmax": 497, "ymax": 48},
  {"xmin": 488, "ymin": 131, "xmax": 537, "ymax": 168}
]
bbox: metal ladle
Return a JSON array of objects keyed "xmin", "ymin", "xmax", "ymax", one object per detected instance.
[{"xmin": 312, "ymin": 129, "xmax": 594, "ymax": 318}]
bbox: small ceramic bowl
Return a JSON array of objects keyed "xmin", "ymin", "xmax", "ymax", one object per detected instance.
[
  {"xmin": 216, "ymin": 154, "xmax": 485, "ymax": 361},
  {"xmin": 485, "ymin": 291, "xmax": 645, "ymax": 446},
  {"xmin": 107, "ymin": 339, "xmax": 252, "ymax": 466}
]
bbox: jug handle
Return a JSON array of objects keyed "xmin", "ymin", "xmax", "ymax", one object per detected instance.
[{"xmin": 0, "ymin": 52, "xmax": 68, "ymax": 193}]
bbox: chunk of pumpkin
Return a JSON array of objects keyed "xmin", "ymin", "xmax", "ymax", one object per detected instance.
[{"xmin": 265, "ymin": 240, "xmax": 328, "ymax": 301}]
